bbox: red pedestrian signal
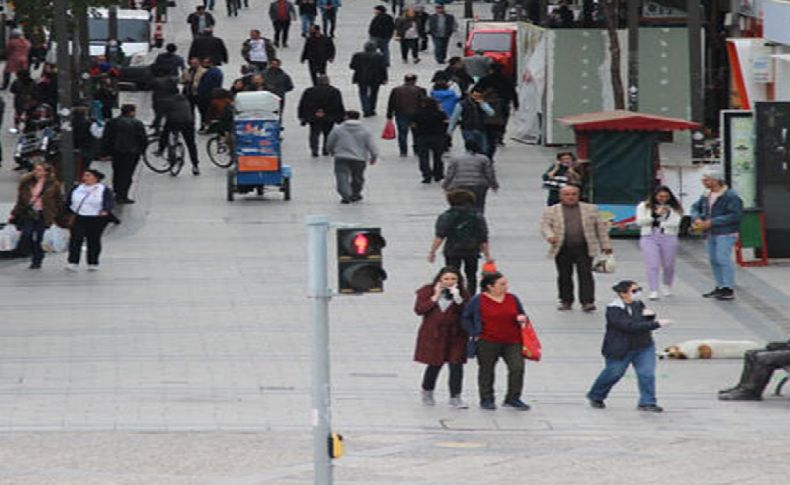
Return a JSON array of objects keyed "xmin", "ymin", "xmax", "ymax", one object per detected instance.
[{"xmin": 337, "ymin": 228, "xmax": 386, "ymax": 294}]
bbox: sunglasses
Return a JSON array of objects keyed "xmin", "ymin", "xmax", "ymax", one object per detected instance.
[{"xmin": 629, "ymin": 287, "xmax": 643, "ymax": 294}]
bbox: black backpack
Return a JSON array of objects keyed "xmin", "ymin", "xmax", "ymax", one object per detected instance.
[{"xmin": 447, "ymin": 209, "xmax": 484, "ymax": 253}]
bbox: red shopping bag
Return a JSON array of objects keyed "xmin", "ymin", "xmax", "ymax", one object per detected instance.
[
  {"xmin": 381, "ymin": 119, "xmax": 396, "ymax": 140},
  {"xmin": 521, "ymin": 320, "xmax": 542, "ymax": 361}
]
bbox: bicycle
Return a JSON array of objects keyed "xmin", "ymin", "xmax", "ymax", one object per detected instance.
[
  {"xmin": 143, "ymin": 129, "xmax": 186, "ymax": 176},
  {"xmin": 206, "ymin": 131, "xmax": 234, "ymax": 169}
]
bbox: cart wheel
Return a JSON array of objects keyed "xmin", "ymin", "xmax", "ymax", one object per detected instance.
[
  {"xmin": 256, "ymin": 186, "xmax": 264, "ymax": 196},
  {"xmin": 282, "ymin": 177, "xmax": 291, "ymax": 201},
  {"xmin": 226, "ymin": 170, "xmax": 235, "ymax": 202}
]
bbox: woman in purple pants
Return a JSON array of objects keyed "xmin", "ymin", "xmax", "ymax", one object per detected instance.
[{"xmin": 635, "ymin": 186, "xmax": 683, "ymax": 300}]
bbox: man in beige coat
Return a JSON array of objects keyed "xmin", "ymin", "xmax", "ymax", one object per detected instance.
[{"xmin": 540, "ymin": 185, "xmax": 613, "ymax": 312}]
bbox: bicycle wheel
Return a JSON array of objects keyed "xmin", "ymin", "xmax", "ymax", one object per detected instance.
[
  {"xmin": 207, "ymin": 135, "xmax": 233, "ymax": 168},
  {"xmin": 143, "ymin": 137, "xmax": 171, "ymax": 173},
  {"xmin": 169, "ymin": 142, "xmax": 186, "ymax": 176}
]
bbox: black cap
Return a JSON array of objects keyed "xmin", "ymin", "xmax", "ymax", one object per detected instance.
[{"xmin": 612, "ymin": 280, "xmax": 637, "ymax": 294}]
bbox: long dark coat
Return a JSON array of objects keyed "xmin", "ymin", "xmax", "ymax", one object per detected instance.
[{"xmin": 413, "ymin": 285, "xmax": 468, "ymax": 366}]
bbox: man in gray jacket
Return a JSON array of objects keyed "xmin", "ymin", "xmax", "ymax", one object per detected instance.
[
  {"xmin": 325, "ymin": 110, "xmax": 379, "ymax": 203},
  {"xmin": 442, "ymin": 139, "xmax": 498, "ymax": 212}
]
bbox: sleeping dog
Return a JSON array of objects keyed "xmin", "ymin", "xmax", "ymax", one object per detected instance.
[{"xmin": 660, "ymin": 339, "xmax": 762, "ymax": 359}]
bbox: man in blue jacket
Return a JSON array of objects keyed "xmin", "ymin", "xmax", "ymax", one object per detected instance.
[{"xmin": 690, "ymin": 169, "xmax": 744, "ymax": 301}]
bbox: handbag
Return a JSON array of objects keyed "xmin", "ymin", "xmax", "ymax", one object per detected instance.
[
  {"xmin": 381, "ymin": 119, "xmax": 396, "ymax": 140},
  {"xmin": 521, "ymin": 320, "xmax": 542, "ymax": 361},
  {"xmin": 592, "ymin": 253, "xmax": 616, "ymax": 273}
]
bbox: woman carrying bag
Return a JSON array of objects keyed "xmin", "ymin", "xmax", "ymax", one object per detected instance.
[
  {"xmin": 9, "ymin": 162, "xmax": 63, "ymax": 269},
  {"xmin": 635, "ymin": 186, "xmax": 683, "ymax": 300},
  {"xmin": 65, "ymin": 170, "xmax": 119, "ymax": 272},
  {"xmin": 462, "ymin": 271, "xmax": 531, "ymax": 411},
  {"xmin": 414, "ymin": 267, "xmax": 470, "ymax": 408}
]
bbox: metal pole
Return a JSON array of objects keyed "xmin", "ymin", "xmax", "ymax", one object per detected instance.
[
  {"xmin": 307, "ymin": 215, "xmax": 333, "ymax": 485},
  {"xmin": 54, "ymin": 0, "xmax": 75, "ymax": 185},
  {"xmin": 109, "ymin": 5, "xmax": 119, "ymax": 44},
  {"xmin": 627, "ymin": 0, "xmax": 640, "ymax": 111},
  {"xmin": 688, "ymin": 0, "xmax": 705, "ymax": 158}
]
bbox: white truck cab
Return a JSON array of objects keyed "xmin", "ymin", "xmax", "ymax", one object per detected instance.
[{"xmin": 87, "ymin": 8, "xmax": 153, "ymax": 63}]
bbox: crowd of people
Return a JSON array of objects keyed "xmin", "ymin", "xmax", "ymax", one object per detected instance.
[{"xmin": 1, "ymin": 1, "xmax": 769, "ymax": 412}]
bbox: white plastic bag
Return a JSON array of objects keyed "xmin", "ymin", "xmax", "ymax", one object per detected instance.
[
  {"xmin": 0, "ymin": 224, "xmax": 21, "ymax": 252},
  {"xmin": 41, "ymin": 226, "xmax": 69, "ymax": 253},
  {"xmin": 592, "ymin": 253, "xmax": 616, "ymax": 273}
]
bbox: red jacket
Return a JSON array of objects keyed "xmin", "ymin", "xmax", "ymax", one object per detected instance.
[{"xmin": 413, "ymin": 285, "xmax": 468, "ymax": 366}]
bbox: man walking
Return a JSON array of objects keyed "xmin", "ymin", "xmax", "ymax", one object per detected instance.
[
  {"xmin": 349, "ymin": 41, "xmax": 388, "ymax": 117},
  {"xmin": 540, "ymin": 184, "xmax": 613, "ymax": 312},
  {"xmin": 442, "ymin": 139, "xmax": 498, "ymax": 212},
  {"xmin": 242, "ymin": 30, "xmax": 277, "ymax": 72},
  {"xmin": 296, "ymin": 0, "xmax": 318, "ymax": 37},
  {"xmin": 690, "ymin": 169, "xmax": 744, "ymax": 301},
  {"xmin": 154, "ymin": 44, "xmax": 186, "ymax": 77},
  {"xmin": 300, "ymin": 25, "xmax": 335, "ymax": 85},
  {"xmin": 427, "ymin": 5, "xmax": 457, "ymax": 64},
  {"xmin": 188, "ymin": 28, "xmax": 229, "ymax": 66},
  {"xmin": 368, "ymin": 5, "xmax": 395, "ymax": 67},
  {"xmin": 386, "ymin": 74, "xmax": 426, "ymax": 157},
  {"xmin": 102, "ymin": 104, "xmax": 148, "ymax": 204},
  {"xmin": 187, "ymin": 6, "xmax": 215, "ymax": 39},
  {"xmin": 318, "ymin": 0, "xmax": 341, "ymax": 38},
  {"xmin": 196, "ymin": 58, "xmax": 224, "ymax": 132},
  {"xmin": 448, "ymin": 87, "xmax": 495, "ymax": 156},
  {"xmin": 298, "ymin": 74, "xmax": 345, "ymax": 157},
  {"xmin": 325, "ymin": 111, "xmax": 378, "ymax": 204},
  {"xmin": 262, "ymin": 58, "xmax": 294, "ymax": 101},
  {"xmin": 269, "ymin": 0, "xmax": 297, "ymax": 48}
]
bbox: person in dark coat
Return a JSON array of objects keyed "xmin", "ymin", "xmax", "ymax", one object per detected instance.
[
  {"xmin": 157, "ymin": 93, "xmax": 201, "ymax": 175},
  {"xmin": 414, "ymin": 266, "xmax": 470, "ymax": 408},
  {"xmin": 242, "ymin": 29, "xmax": 278, "ymax": 72},
  {"xmin": 196, "ymin": 58, "xmax": 224, "ymax": 132},
  {"xmin": 188, "ymin": 28, "xmax": 229, "ymax": 66},
  {"xmin": 428, "ymin": 189, "xmax": 494, "ymax": 295},
  {"xmin": 101, "ymin": 104, "xmax": 148, "ymax": 204},
  {"xmin": 149, "ymin": 64, "xmax": 179, "ymax": 132},
  {"xmin": 386, "ymin": 73, "xmax": 426, "ymax": 157},
  {"xmin": 349, "ymin": 41, "xmax": 388, "ymax": 117},
  {"xmin": 269, "ymin": 0, "xmax": 297, "ymax": 47},
  {"xmin": 262, "ymin": 58, "xmax": 294, "ymax": 99},
  {"xmin": 368, "ymin": 5, "xmax": 395, "ymax": 66},
  {"xmin": 153, "ymin": 43, "xmax": 186, "ymax": 77},
  {"xmin": 475, "ymin": 63, "xmax": 518, "ymax": 144},
  {"xmin": 297, "ymin": 74, "xmax": 345, "ymax": 157},
  {"xmin": 426, "ymin": 5, "xmax": 457, "ymax": 64},
  {"xmin": 394, "ymin": 7, "xmax": 424, "ymax": 64},
  {"xmin": 587, "ymin": 280, "xmax": 669, "ymax": 412},
  {"xmin": 187, "ymin": 6, "xmax": 216, "ymax": 38},
  {"xmin": 443, "ymin": 57, "xmax": 474, "ymax": 94},
  {"xmin": 411, "ymin": 97, "xmax": 448, "ymax": 183},
  {"xmin": 300, "ymin": 25, "xmax": 335, "ymax": 85}
]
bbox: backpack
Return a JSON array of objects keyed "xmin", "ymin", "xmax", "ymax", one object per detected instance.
[{"xmin": 447, "ymin": 209, "xmax": 484, "ymax": 253}]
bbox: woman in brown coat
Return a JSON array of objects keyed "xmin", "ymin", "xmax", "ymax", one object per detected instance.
[
  {"xmin": 2, "ymin": 30, "xmax": 32, "ymax": 90},
  {"xmin": 414, "ymin": 266, "xmax": 469, "ymax": 408},
  {"xmin": 9, "ymin": 162, "xmax": 63, "ymax": 268}
]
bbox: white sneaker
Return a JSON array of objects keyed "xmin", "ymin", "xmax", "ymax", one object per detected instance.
[
  {"xmin": 421, "ymin": 390, "xmax": 435, "ymax": 406},
  {"xmin": 87, "ymin": 265, "xmax": 99, "ymax": 272},
  {"xmin": 64, "ymin": 263, "xmax": 78, "ymax": 272},
  {"xmin": 449, "ymin": 396, "xmax": 469, "ymax": 409},
  {"xmin": 648, "ymin": 291, "xmax": 660, "ymax": 300},
  {"xmin": 661, "ymin": 286, "xmax": 673, "ymax": 297}
]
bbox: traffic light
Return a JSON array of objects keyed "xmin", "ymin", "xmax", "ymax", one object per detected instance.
[{"xmin": 337, "ymin": 228, "xmax": 387, "ymax": 294}]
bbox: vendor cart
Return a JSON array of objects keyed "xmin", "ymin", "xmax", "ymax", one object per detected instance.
[
  {"xmin": 558, "ymin": 111, "xmax": 700, "ymax": 236},
  {"xmin": 226, "ymin": 91, "xmax": 292, "ymax": 202}
]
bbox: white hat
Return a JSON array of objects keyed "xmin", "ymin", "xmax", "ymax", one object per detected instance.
[{"xmin": 702, "ymin": 167, "xmax": 726, "ymax": 183}]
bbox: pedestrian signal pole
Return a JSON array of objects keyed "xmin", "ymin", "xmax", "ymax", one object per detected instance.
[
  {"xmin": 306, "ymin": 215, "xmax": 333, "ymax": 485},
  {"xmin": 307, "ymin": 217, "xmax": 386, "ymax": 484}
]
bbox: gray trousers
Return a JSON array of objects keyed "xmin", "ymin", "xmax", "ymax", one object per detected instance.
[{"xmin": 334, "ymin": 158, "xmax": 366, "ymax": 200}]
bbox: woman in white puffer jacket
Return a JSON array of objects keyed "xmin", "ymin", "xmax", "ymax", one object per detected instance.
[{"xmin": 635, "ymin": 186, "xmax": 683, "ymax": 300}]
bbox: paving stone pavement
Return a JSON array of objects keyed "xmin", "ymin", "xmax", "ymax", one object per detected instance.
[{"xmin": 1, "ymin": 1, "xmax": 790, "ymax": 483}]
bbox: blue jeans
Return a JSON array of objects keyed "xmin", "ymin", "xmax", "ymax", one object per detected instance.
[
  {"xmin": 20, "ymin": 215, "xmax": 46, "ymax": 265},
  {"xmin": 431, "ymin": 35, "xmax": 450, "ymax": 63},
  {"xmin": 357, "ymin": 84, "xmax": 380, "ymax": 116},
  {"xmin": 707, "ymin": 234, "xmax": 737, "ymax": 288},
  {"xmin": 300, "ymin": 14, "xmax": 315, "ymax": 35},
  {"xmin": 461, "ymin": 129, "xmax": 489, "ymax": 157},
  {"xmin": 588, "ymin": 344, "xmax": 657, "ymax": 406},
  {"xmin": 395, "ymin": 116, "xmax": 413, "ymax": 155},
  {"xmin": 370, "ymin": 36, "xmax": 391, "ymax": 66},
  {"xmin": 203, "ymin": 0, "xmax": 215, "ymax": 10}
]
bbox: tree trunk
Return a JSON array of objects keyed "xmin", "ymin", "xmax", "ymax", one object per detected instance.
[{"xmin": 602, "ymin": 1, "xmax": 625, "ymax": 110}]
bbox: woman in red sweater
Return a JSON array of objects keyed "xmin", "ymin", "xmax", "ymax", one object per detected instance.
[
  {"xmin": 462, "ymin": 271, "xmax": 530, "ymax": 410},
  {"xmin": 414, "ymin": 267, "xmax": 470, "ymax": 408}
]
